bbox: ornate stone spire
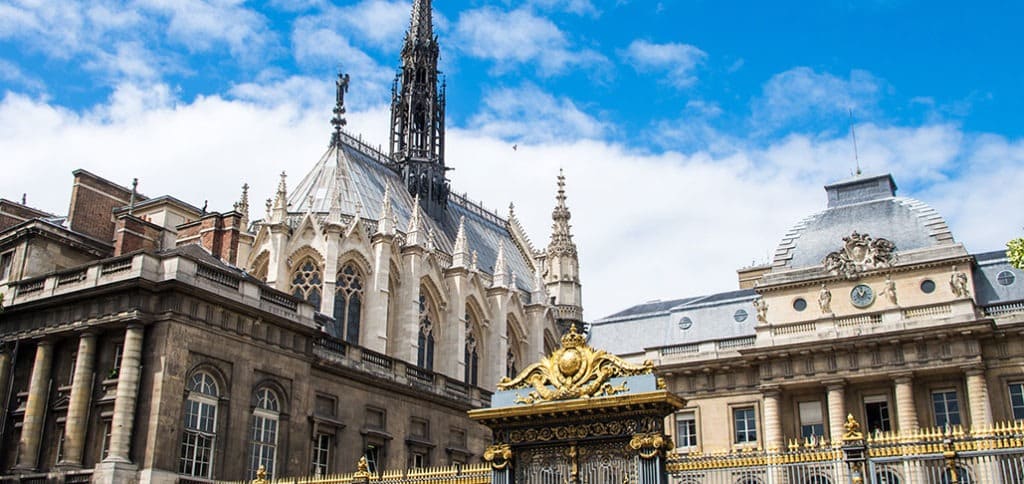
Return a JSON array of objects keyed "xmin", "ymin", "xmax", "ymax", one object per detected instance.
[
  {"xmin": 235, "ymin": 183, "xmax": 250, "ymax": 228},
  {"xmin": 270, "ymin": 171, "xmax": 288, "ymax": 223},
  {"xmin": 492, "ymin": 240, "xmax": 508, "ymax": 288},
  {"xmin": 406, "ymin": 194, "xmax": 426, "ymax": 246},
  {"xmin": 377, "ymin": 183, "xmax": 396, "ymax": 236},
  {"xmin": 330, "ymin": 71, "xmax": 350, "ymax": 147},
  {"xmin": 328, "ymin": 172, "xmax": 343, "ymax": 225},
  {"xmin": 548, "ymin": 169, "xmax": 577, "ymax": 257},
  {"xmin": 531, "ymin": 264, "xmax": 548, "ymax": 305},
  {"xmin": 544, "ymin": 169, "xmax": 583, "ymax": 332},
  {"xmin": 451, "ymin": 215, "xmax": 471, "ymax": 267},
  {"xmin": 390, "ymin": 0, "xmax": 448, "ymax": 220}
]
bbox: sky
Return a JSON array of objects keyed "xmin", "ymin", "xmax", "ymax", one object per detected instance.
[{"xmin": 1, "ymin": 0, "xmax": 1023, "ymax": 319}]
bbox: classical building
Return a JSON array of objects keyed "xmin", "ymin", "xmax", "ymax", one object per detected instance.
[
  {"xmin": 592, "ymin": 173, "xmax": 1024, "ymax": 454},
  {"xmin": 0, "ymin": 1, "xmax": 578, "ymax": 482}
]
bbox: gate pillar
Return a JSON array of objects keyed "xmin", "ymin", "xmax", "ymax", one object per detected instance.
[{"xmin": 469, "ymin": 325, "xmax": 685, "ymax": 484}]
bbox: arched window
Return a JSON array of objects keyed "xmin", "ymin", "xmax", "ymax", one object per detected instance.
[
  {"xmin": 507, "ymin": 323, "xmax": 522, "ymax": 379},
  {"xmin": 248, "ymin": 387, "xmax": 281, "ymax": 479},
  {"xmin": 417, "ymin": 288, "xmax": 436, "ymax": 370},
  {"xmin": 180, "ymin": 371, "xmax": 219, "ymax": 478},
  {"xmin": 507, "ymin": 348, "xmax": 518, "ymax": 379},
  {"xmin": 333, "ymin": 263, "xmax": 364, "ymax": 344},
  {"xmin": 291, "ymin": 259, "xmax": 322, "ymax": 309},
  {"xmin": 464, "ymin": 311, "xmax": 479, "ymax": 386}
]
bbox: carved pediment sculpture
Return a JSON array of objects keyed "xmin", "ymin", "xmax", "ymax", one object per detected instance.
[
  {"xmin": 822, "ymin": 231, "xmax": 897, "ymax": 280},
  {"xmin": 498, "ymin": 324, "xmax": 653, "ymax": 404}
]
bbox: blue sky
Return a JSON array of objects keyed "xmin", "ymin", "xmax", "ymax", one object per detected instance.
[{"xmin": 2, "ymin": 0, "xmax": 1023, "ymax": 317}]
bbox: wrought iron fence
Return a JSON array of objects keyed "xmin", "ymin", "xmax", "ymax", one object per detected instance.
[{"xmin": 666, "ymin": 419, "xmax": 1024, "ymax": 484}]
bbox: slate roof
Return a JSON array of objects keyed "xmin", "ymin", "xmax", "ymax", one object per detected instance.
[
  {"xmin": 284, "ymin": 132, "xmax": 534, "ymax": 291},
  {"xmin": 773, "ymin": 174, "xmax": 954, "ymax": 270}
]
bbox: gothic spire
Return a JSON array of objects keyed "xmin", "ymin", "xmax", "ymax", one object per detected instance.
[
  {"xmin": 376, "ymin": 183, "xmax": 396, "ymax": 236},
  {"xmin": 405, "ymin": 194, "xmax": 426, "ymax": 246},
  {"xmin": 548, "ymin": 169, "xmax": 577, "ymax": 257},
  {"xmin": 451, "ymin": 215, "xmax": 471, "ymax": 267},
  {"xmin": 390, "ymin": 0, "xmax": 447, "ymax": 220},
  {"xmin": 235, "ymin": 183, "xmax": 250, "ymax": 228},
  {"xmin": 270, "ymin": 171, "xmax": 288, "ymax": 223},
  {"xmin": 493, "ymin": 240, "xmax": 508, "ymax": 288}
]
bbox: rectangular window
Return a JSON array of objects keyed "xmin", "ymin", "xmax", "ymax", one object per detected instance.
[
  {"xmin": 733, "ymin": 407, "xmax": 757, "ymax": 444},
  {"xmin": 932, "ymin": 390, "xmax": 962, "ymax": 427},
  {"xmin": 101, "ymin": 420, "xmax": 112, "ymax": 459},
  {"xmin": 1010, "ymin": 383, "xmax": 1024, "ymax": 420},
  {"xmin": 675, "ymin": 411, "xmax": 698, "ymax": 449},
  {"xmin": 366, "ymin": 407, "xmax": 385, "ymax": 429},
  {"xmin": 411, "ymin": 418, "xmax": 429, "ymax": 439},
  {"xmin": 312, "ymin": 433, "xmax": 331, "ymax": 477},
  {"xmin": 365, "ymin": 444, "xmax": 381, "ymax": 474},
  {"xmin": 110, "ymin": 342, "xmax": 124, "ymax": 379},
  {"xmin": 0, "ymin": 251, "xmax": 12, "ymax": 281},
  {"xmin": 411, "ymin": 451, "xmax": 427, "ymax": 468},
  {"xmin": 864, "ymin": 396, "xmax": 892, "ymax": 434},
  {"xmin": 179, "ymin": 397, "xmax": 218, "ymax": 478},
  {"xmin": 55, "ymin": 425, "xmax": 66, "ymax": 464},
  {"xmin": 248, "ymin": 413, "xmax": 278, "ymax": 479},
  {"xmin": 798, "ymin": 401, "xmax": 825, "ymax": 438}
]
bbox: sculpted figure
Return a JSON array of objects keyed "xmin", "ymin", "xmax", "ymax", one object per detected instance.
[
  {"xmin": 885, "ymin": 274, "xmax": 898, "ymax": 304},
  {"xmin": 818, "ymin": 284, "xmax": 832, "ymax": 314},
  {"xmin": 950, "ymin": 266, "xmax": 970, "ymax": 298},
  {"xmin": 753, "ymin": 298, "xmax": 768, "ymax": 324}
]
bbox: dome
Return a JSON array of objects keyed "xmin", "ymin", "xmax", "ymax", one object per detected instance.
[{"xmin": 772, "ymin": 174, "xmax": 955, "ymax": 270}]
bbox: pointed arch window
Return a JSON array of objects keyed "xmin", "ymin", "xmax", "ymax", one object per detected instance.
[
  {"xmin": 180, "ymin": 371, "xmax": 219, "ymax": 478},
  {"xmin": 248, "ymin": 387, "xmax": 281, "ymax": 480},
  {"xmin": 464, "ymin": 311, "xmax": 479, "ymax": 386},
  {"xmin": 291, "ymin": 260, "xmax": 323, "ymax": 309},
  {"xmin": 507, "ymin": 348, "xmax": 518, "ymax": 379},
  {"xmin": 417, "ymin": 289, "xmax": 435, "ymax": 370},
  {"xmin": 333, "ymin": 263, "xmax": 363, "ymax": 344}
]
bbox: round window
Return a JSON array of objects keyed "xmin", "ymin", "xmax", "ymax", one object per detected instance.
[
  {"xmin": 734, "ymin": 309, "xmax": 748, "ymax": 322},
  {"xmin": 678, "ymin": 316, "xmax": 693, "ymax": 330},
  {"xmin": 998, "ymin": 270, "xmax": 1016, "ymax": 286},
  {"xmin": 921, "ymin": 279, "xmax": 936, "ymax": 294},
  {"xmin": 793, "ymin": 298, "xmax": 807, "ymax": 311}
]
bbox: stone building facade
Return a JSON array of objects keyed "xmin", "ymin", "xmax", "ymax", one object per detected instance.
[
  {"xmin": 0, "ymin": 1, "xmax": 578, "ymax": 482},
  {"xmin": 592, "ymin": 173, "xmax": 1024, "ymax": 455}
]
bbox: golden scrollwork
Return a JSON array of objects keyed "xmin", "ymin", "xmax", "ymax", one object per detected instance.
[
  {"xmin": 843, "ymin": 413, "xmax": 863, "ymax": 441},
  {"xmin": 483, "ymin": 443, "xmax": 513, "ymax": 470},
  {"xmin": 629, "ymin": 432, "xmax": 673, "ymax": 459},
  {"xmin": 498, "ymin": 324, "xmax": 653, "ymax": 404}
]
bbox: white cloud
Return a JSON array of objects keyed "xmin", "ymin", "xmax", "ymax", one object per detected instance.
[
  {"xmin": 621, "ymin": 39, "xmax": 707, "ymax": 88},
  {"xmin": 290, "ymin": 21, "xmax": 394, "ymax": 106},
  {"xmin": 468, "ymin": 84, "xmax": 608, "ymax": 142},
  {"xmin": 2, "ymin": 84, "xmax": 1019, "ymax": 321},
  {"xmin": 453, "ymin": 6, "xmax": 608, "ymax": 76},
  {"xmin": 753, "ymin": 67, "xmax": 883, "ymax": 128},
  {"xmin": 0, "ymin": 59, "xmax": 44, "ymax": 92},
  {"xmin": 135, "ymin": 0, "xmax": 276, "ymax": 61},
  {"xmin": 520, "ymin": 0, "xmax": 599, "ymax": 16}
]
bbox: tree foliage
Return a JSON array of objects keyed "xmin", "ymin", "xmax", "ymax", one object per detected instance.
[{"xmin": 1009, "ymin": 237, "xmax": 1024, "ymax": 270}]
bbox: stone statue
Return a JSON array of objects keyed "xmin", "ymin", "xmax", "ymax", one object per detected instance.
[
  {"xmin": 818, "ymin": 284, "xmax": 832, "ymax": 314},
  {"xmin": 884, "ymin": 274, "xmax": 898, "ymax": 304},
  {"xmin": 753, "ymin": 298, "xmax": 768, "ymax": 324},
  {"xmin": 950, "ymin": 266, "xmax": 970, "ymax": 298}
]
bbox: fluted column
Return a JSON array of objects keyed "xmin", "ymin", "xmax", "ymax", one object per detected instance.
[
  {"xmin": 966, "ymin": 368, "xmax": 993, "ymax": 428},
  {"xmin": 59, "ymin": 333, "xmax": 98, "ymax": 467},
  {"xmin": 826, "ymin": 382, "xmax": 846, "ymax": 446},
  {"xmin": 104, "ymin": 325, "xmax": 144, "ymax": 463},
  {"xmin": 15, "ymin": 340, "xmax": 54, "ymax": 470},
  {"xmin": 762, "ymin": 388, "xmax": 783, "ymax": 452},
  {"xmin": 893, "ymin": 374, "xmax": 919, "ymax": 433}
]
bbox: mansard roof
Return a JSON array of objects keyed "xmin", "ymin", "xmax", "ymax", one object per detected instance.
[
  {"xmin": 772, "ymin": 173, "xmax": 955, "ymax": 270},
  {"xmin": 283, "ymin": 131, "xmax": 534, "ymax": 290}
]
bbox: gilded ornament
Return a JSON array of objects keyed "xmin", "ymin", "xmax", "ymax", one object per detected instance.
[
  {"xmin": 253, "ymin": 465, "xmax": 268, "ymax": 484},
  {"xmin": 843, "ymin": 414, "xmax": 864, "ymax": 441},
  {"xmin": 483, "ymin": 443, "xmax": 513, "ymax": 470},
  {"xmin": 354, "ymin": 455, "xmax": 372, "ymax": 478},
  {"xmin": 629, "ymin": 432, "xmax": 672, "ymax": 459},
  {"xmin": 500, "ymin": 324, "xmax": 652, "ymax": 404}
]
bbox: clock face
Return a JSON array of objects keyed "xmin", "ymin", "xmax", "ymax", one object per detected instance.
[{"xmin": 850, "ymin": 284, "xmax": 875, "ymax": 308}]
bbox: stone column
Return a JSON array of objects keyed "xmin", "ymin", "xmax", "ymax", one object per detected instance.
[
  {"xmin": 105, "ymin": 325, "xmax": 144, "ymax": 463},
  {"xmin": 59, "ymin": 332, "xmax": 97, "ymax": 467},
  {"xmin": 15, "ymin": 340, "xmax": 54, "ymax": 470},
  {"xmin": 0, "ymin": 348, "xmax": 11, "ymax": 416},
  {"xmin": 893, "ymin": 374, "xmax": 919, "ymax": 433},
  {"xmin": 825, "ymin": 381, "xmax": 846, "ymax": 446},
  {"xmin": 966, "ymin": 368, "xmax": 993, "ymax": 428},
  {"xmin": 762, "ymin": 388, "xmax": 783, "ymax": 452},
  {"xmin": 364, "ymin": 235, "xmax": 394, "ymax": 354}
]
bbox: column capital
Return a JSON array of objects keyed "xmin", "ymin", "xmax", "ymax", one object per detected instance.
[
  {"xmin": 892, "ymin": 372, "xmax": 914, "ymax": 384},
  {"xmin": 759, "ymin": 385, "xmax": 782, "ymax": 397},
  {"xmin": 822, "ymin": 379, "xmax": 846, "ymax": 390},
  {"xmin": 963, "ymin": 365, "xmax": 986, "ymax": 377}
]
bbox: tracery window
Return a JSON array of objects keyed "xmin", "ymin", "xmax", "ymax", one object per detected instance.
[
  {"xmin": 506, "ymin": 348, "xmax": 518, "ymax": 379},
  {"xmin": 464, "ymin": 318, "xmax": 479, "ymax": 387},
  {"xmin": 180, "ymin": 371, "xmax": 219, "ymax": 478},
  {"xmin": 417, "ymin": 288, "xmax": 435, "ymax": 370},
  {"xmin": 248, "ymin": 387, "xmax": 281, "ymax": 480},
  {"xmin": 291, "ymin": 259, "xmax": 323, "ymax": 309},
  {"xmin": 333, "ymin": 263, "xmax": 364, "ymax": 343}
]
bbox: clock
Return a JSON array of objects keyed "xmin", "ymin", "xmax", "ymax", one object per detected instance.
[{"xmin": 850, "ymin": 284, "xmax": 875, "ymax": 308}]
